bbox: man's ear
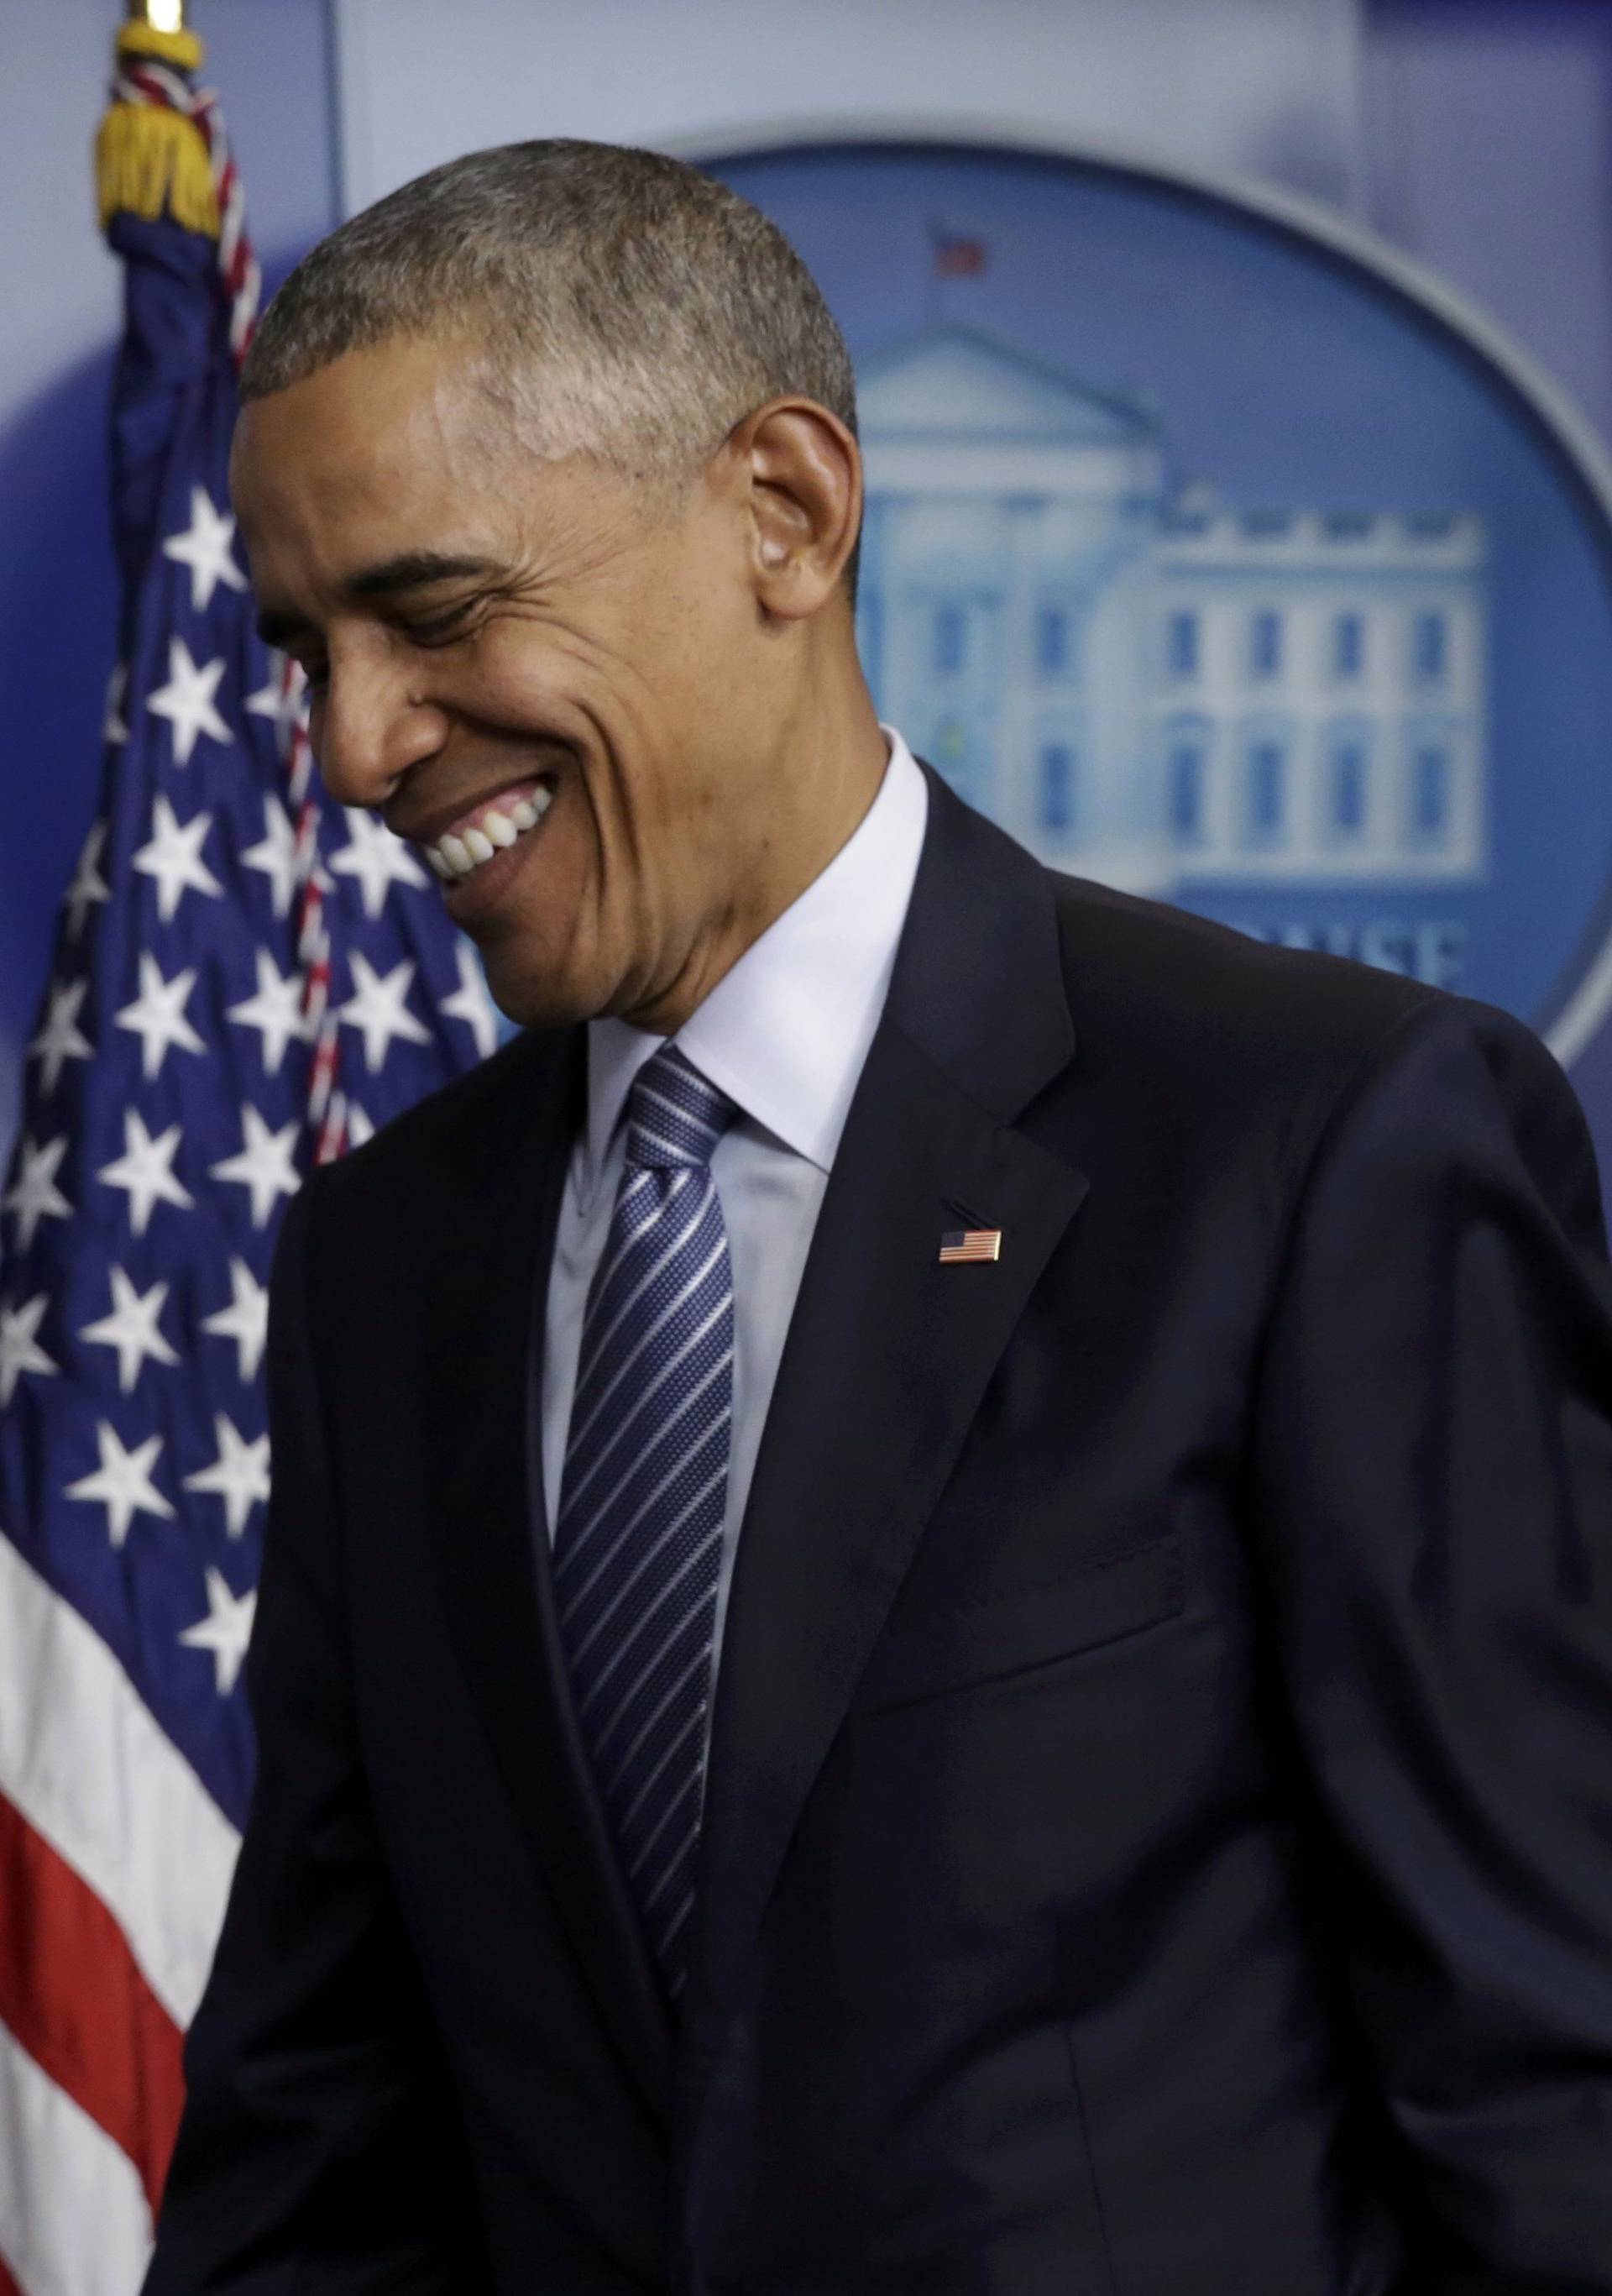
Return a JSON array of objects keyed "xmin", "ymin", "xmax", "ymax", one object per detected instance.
[{"xmin": 737, "ymin": 399, "xmax": 862, "ymax": 619}]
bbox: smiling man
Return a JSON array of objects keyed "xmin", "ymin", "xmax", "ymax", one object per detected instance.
[{"xmin": 146, "ymin": 142, "xmax": 1612, "ymax": 2296}]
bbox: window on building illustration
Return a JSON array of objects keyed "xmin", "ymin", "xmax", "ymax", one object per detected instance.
[
  {"xmin": 1169, "ymin": 741, "xmax": 1206, "ymax": 844},
  {"xmin": 1328, "ymin": 740, "xmax": 1368, "ymax": 837},
  {"xmin": 934, "ymin": 604, "xmax": 966, "ymax": 676},
  {"xmin": 1249, "ymin": 610, "xmax": 1283, "ymax": 679},
  {"xmin": 1166, "ymin": 611, "xmax": 1199, "ymax": 679},
  {"xmin": 1332, "ymin": 612, "xmax": 1364, "ymax": 679},
  {"xmin": 1245, "ymin": 741, "xmax": 1286, "ymax": 844},
  {"xmin": 1036, "ymin": 606, "xmax": 1070, "ymax": 678},
  {"xmin": 933, "ymin": 715, "xmax": 975, "ymax": 800},
  {"xmin": 1410, "ymin": 744, "xmax": 1450, "ymax": 841},
  {"xmin": 1411, "ymin": 610, "xmax": 1447, "ymax": 682},
  {"xmin": 1039, "ymin": 742, "xmax": 1076, "ymax": 834}
]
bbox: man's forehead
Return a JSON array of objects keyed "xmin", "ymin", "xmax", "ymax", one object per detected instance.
[
  {"xmin": 232, "ymin": 338, "xmax": 668, "ymax": 611},
  {"xmin": 238, "ymin": 338, "xmax": 484, "ymax": 475},
  {"xmin": 233, "ymin": 367, "xmax": 531, "ymax": 579}
]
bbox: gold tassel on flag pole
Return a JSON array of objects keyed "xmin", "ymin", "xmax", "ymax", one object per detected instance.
[{"xmin": 96, "ymin": 0, "xmax": 220, "ymax": 240}]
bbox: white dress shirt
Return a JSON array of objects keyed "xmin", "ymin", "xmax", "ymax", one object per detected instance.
[{"xmin": 541, "ymin": 729, "xmax": 929, "ymax": 1699}]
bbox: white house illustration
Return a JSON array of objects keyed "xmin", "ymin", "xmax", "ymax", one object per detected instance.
[{"xmin": 854, "ymin": 327, "xmax": 1486, "ymax": 893}]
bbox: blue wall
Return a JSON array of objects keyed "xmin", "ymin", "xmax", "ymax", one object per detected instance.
[{"xmin": 6, "ymin": 0, "xmax": 1612, "ymax": 1170}]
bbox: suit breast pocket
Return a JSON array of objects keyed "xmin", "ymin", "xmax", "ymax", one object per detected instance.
[{"xmin": 850, "ymin": 1532, "xmax": 1185, "ymax": 1716}]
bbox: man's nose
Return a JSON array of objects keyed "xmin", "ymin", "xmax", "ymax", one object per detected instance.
[{"xmin": 315, "ymin": 653, "xmax": 447, "ymax": 809}]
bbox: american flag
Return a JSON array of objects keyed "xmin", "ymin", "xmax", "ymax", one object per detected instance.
[
  {"xmin": 938, "ymin": 1229, "xmax": 1002, "ymax": 1264},
  {"xmin": 0, "ymin": 28, "xmax": 487, "ymax": 2293}
]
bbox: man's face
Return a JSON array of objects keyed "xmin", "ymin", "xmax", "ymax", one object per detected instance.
[{"xmin": 232, "ymin": 334, "xmax": 793, "ymax": 1029}]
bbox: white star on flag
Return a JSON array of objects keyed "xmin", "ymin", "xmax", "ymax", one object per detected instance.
[
  {"xmin": 241, "ymin": 792, "xmax": 301, "ymax": 919},
  {"xmin": 328, "ymin": 808, "xmax": 429, "ymax": 919},
  {"xmin": 65, "ymin": 821, "xmax": 111, "ymax": 938},
  {"xmin": 0, "ymin": 1295, "xmax": 58, "ymax": 1408},
  {"xmin": 227, "ymin": 949, "xmax": 310, "ymax": 1076},
  {"xmin": 28, "ymin": 978, "xmax": 92, "ymax": 1094},
  {"xmin": 116, "ymin": 953, "xmax": 207, "ymax": 1080},
  {"xmin": 97, "ymin": 1109, "xmax": 195, "ymax": 1235},
  {"xmin": 244, "ymin": 653, "xmax": 303, "ymax": 739},
  {"xmin": 65, "ymin": 1422, "xmax": 175, "ymax": 1549},
  {"xmin": 146, "ymin": 635, "xmax": 231, "ymax": 766},
  {"xmin": 339, "ymin": 952, "xmax": 432, "ymax": 1072},
  {"xmin": 210, "ymin": 1104, "xmax": 301, "ymax": 1229},
  {"xmin": 3, "ymin": 1134, "xmax": 71, "ymax": 1250},
  {"xmin": 201, "ymin": 1255, "xmax": 270, "ymax": 1381},
  {"xmin": 161, "ymin": 485, "xmax": 249, "ymax": 611},
  {"xmin": 78, "ymin": 1266, "xmax": 181, "ymax": 1394},
  {"xmin": 133, "ymin": 794, "xmax": 224, "ymax": 922},
  {"xmin": 180, "ymin": 1568, "xmax": 256, "ymax": 1695},
  {"xmin": 440, "ymin": 941, "xmax": 500, "ymax": 1060},
  {"xmin": 103, "ymin": 663, "xmax": 129, "ymax": 745},
  {"xmin": 183, "ymin": 1413, "xmax": 270, "ymax": 1539},
  {"xmin": 345, "ymin": 1102, "xmax": 375, "ymax": 1149}
]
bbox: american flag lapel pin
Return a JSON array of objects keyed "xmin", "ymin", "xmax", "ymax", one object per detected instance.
[{"xmin": 939, "ymin": 1227, "xmax": 1002, "ymax": 1265}]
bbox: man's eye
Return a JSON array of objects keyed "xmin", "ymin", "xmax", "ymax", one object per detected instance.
[{"xmin": 405, "ymin": 604, "xmax": 475, "ymax": 647}]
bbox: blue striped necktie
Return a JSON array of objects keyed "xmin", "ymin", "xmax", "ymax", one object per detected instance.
[{"xmin": 552, "ymin": 1043, "xmax": 737, "ymax": 1994}]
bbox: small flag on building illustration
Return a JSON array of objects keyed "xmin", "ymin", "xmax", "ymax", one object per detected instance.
[{"xmin": 931, "ymin": 228, "xmax": 988, "ymax": 280}]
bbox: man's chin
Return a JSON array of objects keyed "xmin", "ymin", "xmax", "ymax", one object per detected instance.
[{"xmin": 480, "ymin": 945, "xmax": 611, "ymax": 1035}]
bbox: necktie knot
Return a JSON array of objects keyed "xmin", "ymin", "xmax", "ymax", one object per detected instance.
[{"xmin": 625, "ymin": 1045, "xmax": 735, "ymax": 1172}]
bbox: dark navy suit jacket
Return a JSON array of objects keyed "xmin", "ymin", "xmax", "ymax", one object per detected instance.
[{"xmin": 148, "ymin": 771, "xmax": 1612, "ymax": 2293}]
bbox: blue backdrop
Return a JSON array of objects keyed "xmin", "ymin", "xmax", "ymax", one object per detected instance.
[{"xmin": 713, "ymin": 141, "xmax": 1612, "ymax": 1046}]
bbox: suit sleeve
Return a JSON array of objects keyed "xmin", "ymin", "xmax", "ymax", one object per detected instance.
[
  {"xmin": 144, "ymin": 1178, "xmax": 489, "ymax": 2294},
  {"xmin": 1251, "ymin": 995, "xmax": 1612, "ymax": 2291}
]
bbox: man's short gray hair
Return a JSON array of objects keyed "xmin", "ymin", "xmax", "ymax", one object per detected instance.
[{"xmin": 242, "ymin": 139, "xmax": 859, "ymax": 502}]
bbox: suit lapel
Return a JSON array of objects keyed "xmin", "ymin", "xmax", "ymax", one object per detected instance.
[
  {"xmin": 419, "ymin": 1031, "xmax": 676, "ymax": 2126},
  {"xmin": 681, "ymin": 777, "xmax": 1089, "ymax": 2121}
]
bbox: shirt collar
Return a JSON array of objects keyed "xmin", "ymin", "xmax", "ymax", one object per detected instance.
[{"xmin": 578, "ymin": 727, "xmax": 929, "ymax": 1205}]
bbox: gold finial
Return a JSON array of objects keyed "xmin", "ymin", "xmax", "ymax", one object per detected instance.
[{"xmin": 102, "ymin": 0, "xmax": 212, "ymax": 233}]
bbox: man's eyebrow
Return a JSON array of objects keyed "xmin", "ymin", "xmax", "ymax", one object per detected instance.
[{"xmin": 343, "ymin": 552, "xmax": 500, "ymax": 601}]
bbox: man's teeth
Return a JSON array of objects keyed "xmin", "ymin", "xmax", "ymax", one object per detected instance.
[{"xmin": 425, "ymin": 787, "xmax": 552, "ymax": 882}]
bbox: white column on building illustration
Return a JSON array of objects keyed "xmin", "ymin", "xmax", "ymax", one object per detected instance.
[{"xmin": 996, "ymin": 493, "xmax": 1044, "ymax": 852}]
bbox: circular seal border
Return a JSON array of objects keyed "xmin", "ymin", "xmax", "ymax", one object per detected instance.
[{"xmin": 683, "ymin": 117, "xmax": 1612, "ymax": 1067}]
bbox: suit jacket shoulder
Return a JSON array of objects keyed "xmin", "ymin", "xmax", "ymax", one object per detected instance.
[
  {"xmin": 1033, "ymin": 863, "xmax": 1575, "ymax": 1194},
  {"xmin": 1048, "ymin": 865, "xmax": 1446, "ymax": 1089},
  {"xmin": 308, "ymin": 1023, "xmax": 578, "ymax": 1234}
]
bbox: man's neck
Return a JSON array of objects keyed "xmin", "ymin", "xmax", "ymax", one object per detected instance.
[{"xmin": 621, "ymin": 678, "xmax": 890, "ymax": 1036}]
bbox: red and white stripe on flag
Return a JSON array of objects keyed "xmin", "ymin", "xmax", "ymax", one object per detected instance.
[{"xmin": 0, "ymin": 1535, "xmax": 239, "ymax": 2292}]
